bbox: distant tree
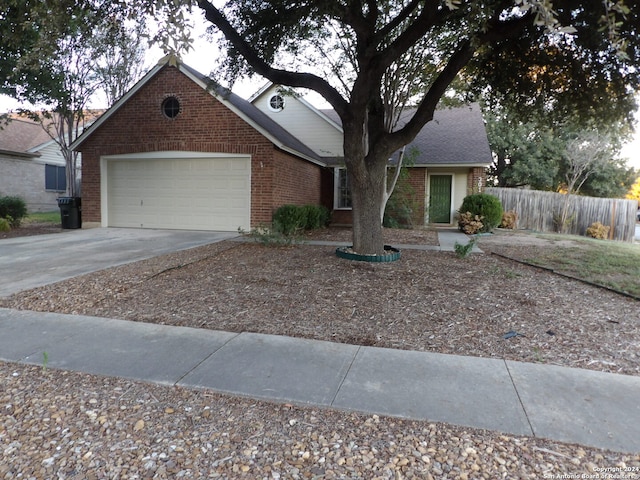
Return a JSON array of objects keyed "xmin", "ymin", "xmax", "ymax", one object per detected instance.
[
  {"xmin": 1, "ymin": 1, "xmax": 147, "ymax": 196},
  {"xmin": 94, "ymin": 22, "xmax": 148, "ymax": 107},
  {"xmin": 485, "ymin": 110, "xmax": 564, "ymax": 189},
  {"xmin": 627, "ymin": 176, "xmax": 640, "ymax": 203},
  {"xmin": 486, "ymin": 107, "xmax": 636, "ymax": 198},
  {"xmin": 556, "ymin": 131, "xmax": 614, "ymax": 232}
]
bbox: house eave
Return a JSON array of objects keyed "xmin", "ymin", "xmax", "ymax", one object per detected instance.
[
  {"xmin": 0, "ymin": 149, "xmax": 40, "ymax": 159},
  {"xmin": 72, "ymin": 58, "xmax": 321, "ymax": 165},
  {"xmin": 418, "ymin": 163, "xmax": 490, "ymax": 169},
  {"xmin": 276, "ymin": 145, "xmax": 326, "ymax": 167}
]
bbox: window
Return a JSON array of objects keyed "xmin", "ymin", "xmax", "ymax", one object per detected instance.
[
  {"xmin": 335, "ymin": 168, "xmax": 352, "ymax": 209},
  {"xmin": 161, "ymin": 96, "xmax": 181, "ymax": 119},
  {"xmin": 45, "ymin": 164, "xmax": 66, "ymax": 192},
  {"xmin": 268, "ymin": 94, "xmax": 285, "ymax": 112}
]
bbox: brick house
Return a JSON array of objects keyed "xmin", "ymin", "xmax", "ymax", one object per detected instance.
[{"xmin": 72, "ymin": 55, "xmax": 492, "ymax": 231}]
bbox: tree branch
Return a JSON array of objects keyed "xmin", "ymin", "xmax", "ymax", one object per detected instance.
[
  {"xmin": 197, "ymin": 0, "xmax": 348, "ymax": 117},
  {"xmin": 386, "ymin": 12, "xmax": 534, "ymax": 151}
]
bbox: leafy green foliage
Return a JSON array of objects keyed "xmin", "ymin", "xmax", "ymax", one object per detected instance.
[
  {"xmin": 459, "ymin": 194, "xmax": 503, "ymax": 233},
  {"xmin": 272, "ymin": 204, "xmax": 330, "ymax": 236},
  {"xmin": 485, "ymin": 110, "xmax": 637, "ymax": 198},
  {"xmin": 0, "ymin": 218, "xmax": 10, "ymax": 232},
  {"xmin": 0, "ymin": 196, "xmax": 27, "ymax": 227},
  {"xmin": 454, "ymin": 238, "xmax": 477, "ymax": 259}
]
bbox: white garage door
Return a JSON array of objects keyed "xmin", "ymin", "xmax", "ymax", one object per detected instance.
[{"xmin": 104, "ymin": 153, "xmax": 251, "ymax": 231}]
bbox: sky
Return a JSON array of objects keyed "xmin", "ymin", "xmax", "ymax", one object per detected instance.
[{"xmin": 1, "ymin": 9, "xmax": 639, "ymax": 170}]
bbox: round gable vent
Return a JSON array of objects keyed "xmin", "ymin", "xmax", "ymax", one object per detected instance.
[
  {"xmin": 162, "ymin": 96, "xmax": 181, "ymax": 119},
  {"xmin": 268, "ymin": 94, "xmax": 285, "ymax": 112}
]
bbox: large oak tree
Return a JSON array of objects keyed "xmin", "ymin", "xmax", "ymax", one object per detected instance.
[{"xmin": 190, "ymin": 0, "xmax": 638, "ymax": 254}]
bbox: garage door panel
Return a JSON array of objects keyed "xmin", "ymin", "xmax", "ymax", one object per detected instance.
[{"xmin": 106, "ymin": 155, "xmax": 251, "ymax": 231}]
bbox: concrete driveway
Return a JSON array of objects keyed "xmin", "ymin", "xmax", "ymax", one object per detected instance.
[{"xmin": 0, "ymin": 228, "xmax": 238, "ymax": 298}]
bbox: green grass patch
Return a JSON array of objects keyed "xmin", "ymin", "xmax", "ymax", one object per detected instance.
[
  {"xmin": 524, "ymin": 236, "xmax": 640, "ymax": 297},
  {"xmin": 25, "ymin": 211, "xmax": 61, "ymax": 224}
]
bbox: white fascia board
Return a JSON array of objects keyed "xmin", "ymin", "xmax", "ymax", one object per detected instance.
[
  {"xmin": 27, "ymin": 137, "xmax": 58, "ymax": 154},
  {"xmin": 247, "ymin": 81, "xmax": 274, "ymax": 103}
]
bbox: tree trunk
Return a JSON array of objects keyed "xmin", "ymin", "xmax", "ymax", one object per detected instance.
[{"xmin": 347, "ymin": 152, "xmax": 388, "ymax": 255}]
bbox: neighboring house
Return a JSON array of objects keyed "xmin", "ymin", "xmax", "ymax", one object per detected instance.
[
  {"xmin": 0, "ymin": 117, "xmax": 67, "ymax": 212},
  {"xmin": 71, "ymin": 55, "xmax": 492, "ymax": 232}
]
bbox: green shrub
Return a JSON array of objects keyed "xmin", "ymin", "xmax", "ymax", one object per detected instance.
[
  {"xmin": 273, "ymin": 205, "xmax": 307, "ymax": 235},
  {"xmin": 454, "ymin": 238, "xmax": 477, "ymax": 259},
  {"xmin": 0, "ymin": 217, "xmax": 10, "ymax": 232},
  {"xmin": 300, "ymin": 204, "xmax": 331, "ymax": 230},
  {"xmin": 0, "ymin": 196, "xmax": 27, "ymax": 227},
  {"xmin": 272, "ymin": 204, "xmax": 330, "ymax": 236},
  {"xmin": 458, "ymin": 193, "xmax": 503, "ymax": 233}
]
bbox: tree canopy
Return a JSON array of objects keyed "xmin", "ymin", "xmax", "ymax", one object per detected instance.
[
  {"xmin": 1, "ymin": 0, "xmax": 148, "ymax": 196},
  {"xmin": 192, "ymin": 0, "xmax": 639, "ymax": 253},
  {"xmin": 5, "ymin": 0, "xmax": 638, "ymax": 253}
]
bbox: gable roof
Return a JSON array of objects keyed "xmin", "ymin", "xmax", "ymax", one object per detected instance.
[
  {"xmin": 71, "ymin": 56, "xmax": 323, "ymax": 166},
  {"xmin": 319, "ymin": 103, "xmax": 492, "ymax": 167},
  {"xmin": 0, "ymin": 117, "xmax": 52, "ymax": 158},
  {"xmin": 71, "ymin": 56, "xmax": 492, "ymax": 169}
]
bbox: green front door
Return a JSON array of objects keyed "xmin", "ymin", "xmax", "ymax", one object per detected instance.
[{"xmin": 429, "ymin": 175, "xmax": 452, "ymax": 223}]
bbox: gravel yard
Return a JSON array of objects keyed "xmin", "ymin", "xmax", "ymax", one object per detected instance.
[
  {"xmin": 1, "ymin": 226, "xmax": 639, "ymax": 476},
  {"xmin": 2, "ymin": 363, "xmax": 639, "ymax": 479},
  {"xmin": 2, "ymin": 228, "xmax": 638, "ymax": 376}
]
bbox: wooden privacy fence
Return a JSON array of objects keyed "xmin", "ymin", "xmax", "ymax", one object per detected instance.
[{"xmin": 485, "ymin": 187, "xmax": 638, "ymax": 242}]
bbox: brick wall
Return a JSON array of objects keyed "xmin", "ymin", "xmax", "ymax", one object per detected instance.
[
  {"xmin": 326, "ymin": 167, "xmax": 427, "ymax": 226},
  {"xmin": 77, "ymin": 65, "xmax": 321, "ymax": 227},
  {"xmin": 467, "ymin": 167, "xmax": 487, "ymax": 195},
  {"xmin": 0, "ymin": 156, "xmax": 61, "ymax": 212}
]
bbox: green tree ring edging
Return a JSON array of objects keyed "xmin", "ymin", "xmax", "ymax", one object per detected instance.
[{"xmin": 335, "ymin": 245, "xmax": 401, "ymax": 263}]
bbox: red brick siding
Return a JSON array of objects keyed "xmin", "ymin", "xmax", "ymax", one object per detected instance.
[
  {"xmin": 77, "ymin": 65, "xmax": 321, "ymax": 227},
  {"xmin": 467, "ymin": 167, "xmax": 487, "ymax": 195},
  {"xmin": 271, "ymin": 149, "xmax": 322, "ymax": 210},
  {"xmin": 405, "ymin": 168, "xmax": 426, "ymax": 225},
  {"xmin": 328, "ymin": 167, "xmax": 427, "ymax": 226},
  {"xmin": 331, "ymin": 209, "xmax": 353, "ymax": 225}
]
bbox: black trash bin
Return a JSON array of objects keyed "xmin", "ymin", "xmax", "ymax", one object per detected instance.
[{"xmin": 57, "ymin": 197, "xmax": 82, "ymax": 229}]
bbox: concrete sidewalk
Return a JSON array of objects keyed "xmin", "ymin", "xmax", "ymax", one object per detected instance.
[{"xmin": 1, "ymin": 307, "xmax": 638, "ymax": 454}]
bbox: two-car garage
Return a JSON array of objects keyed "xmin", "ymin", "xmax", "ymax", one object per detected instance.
[{"xmin": 101, "ymin": 152, "xmax": 251, "ymax": 232}]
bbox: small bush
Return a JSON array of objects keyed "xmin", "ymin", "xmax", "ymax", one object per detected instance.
[
  {"xmin": 501, "ymin": 211, "xmax": 518, "ymax": 229},
  {"xmin": 586, "ymin": 221, "xmax": 610, "ymax": 240},
  {"xmin": 459, "ymin": 193, "xmax": 503, "ymax": 233},
  {"xmin": 457, "ymin": 211, "xmax": 484, "ymax": 235},
  {"xmin": 300, "ymin": 204, "xmax": 331, "ymax": 230},
  {"xmin": 0, "ymin": 196, "xmax": 27, "ymax": 227},
  {"xmin": 454, "ymin": 238, "xmax": 477, "ymax": 259},
  {"xmin": 0, "ymin": 217, "xmax": 10, "ymax": 232},
  {"xmin": 272, "ymin": 205, "xmax": 307, "ymax": 236},
  {"xmin": 239, "ymin": 225, "xmax": 296, "ymax": 246},
  {"xmin": 272, "ymin": 204, "xmax": 330, "ymax": 236}
]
